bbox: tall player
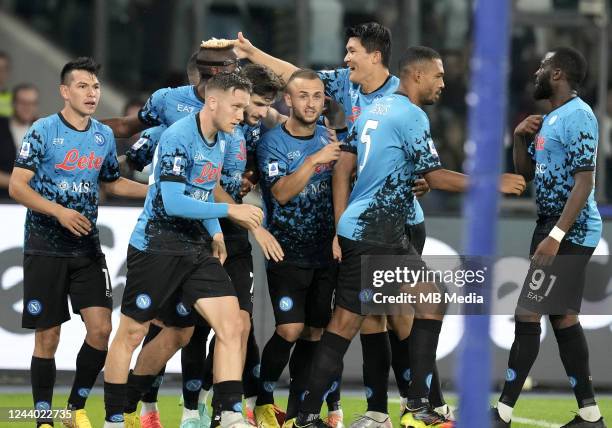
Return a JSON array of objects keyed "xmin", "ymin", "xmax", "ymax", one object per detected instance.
[
  {"xmin": 254, "ymin": 70, "xmax": 341, "ymax": 428},
  {"xmin": 102, "ymin": 72, "xmax": 263, "ymax": 428},
  {"xmin": 492, "ymin": 48, "xmax": 606, "ymax": 428},
  {"xmin": 292, "ymin": 47, "xmax": 525, "ymax": 428},
  {"xmin": 9, "ymin": 57, "xmax": 147, "ymax": 428},
  {"xmin": 232, "ymin": 24, "xmax": 444, "ymax": 424}
]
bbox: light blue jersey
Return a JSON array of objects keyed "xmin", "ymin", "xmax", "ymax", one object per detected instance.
[
  {"xmin": 317, "ymin": 67, "xmax": 424, "ymax": 225},
  {"xmin": 130, "ymin": 113, "xmax": 230, "ymax": 254},
  {"xmin": 528, "ymin": 97, "xmax": 601, "ymax": 247},
  {"xmin": 338, "ymin": 94, "xmax": 441, "ymax": 247},
  {"xmin": 139, "ymin": 85, "xmax": 204, "ymax": 128},
  {"xmin": 15, "ymin": 113, "xmax": 120, "ymax": 256}
]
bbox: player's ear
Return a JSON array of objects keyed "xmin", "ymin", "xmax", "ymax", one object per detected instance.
[
  {"xmin": 59, "ymin": 84, "xmax": 69, "ymax": 101},
  {"xmin": 207, "ymin": 94, "xmax": 218, "ymax": 111},
  {"xmin": 551, "ymin": 68, "xmax": 563, "ymax": 82},
  {"xmin": 372, "ymin": 50, "xmax": 382, "ymax": 65},
  {"xmin": 283, "ymin": 92, "xmax": 292, "ymax": 108}
]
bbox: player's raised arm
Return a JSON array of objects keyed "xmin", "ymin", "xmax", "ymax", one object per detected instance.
[
  {"xmin": 101, "ymin": 114, "xmax": 146, "ymax": 138},
  {"xmin": 512, "ymin": 114, "xmax": 541, "ymax": 182},
  {"xmin": 332, "ymin": 130, "xmax": 357, "ymax": 226},
  {"xmin": 233, "ymin": 31, "xmax": 299, "ymax": 84}
]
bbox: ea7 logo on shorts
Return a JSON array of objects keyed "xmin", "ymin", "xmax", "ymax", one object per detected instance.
[
  {"xmin": 136, "ymin": 293, "xmax": 152, "ymax": 309},
  {"xmin": 26, "ymin": 299, "xmax": 42, "ymax": 315},
  {"xmin": 278, "ymin": 296, "xmax": 293, "ymax": 312},
  {"xmin": 268, "ymin": 161, "xmax": 279, "ymax": 177},
  {"xmin": 94, "ymin": 132, "xmax": 106, "ymax": 146}
]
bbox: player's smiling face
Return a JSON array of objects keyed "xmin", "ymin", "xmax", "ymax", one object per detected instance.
[
  {"xmin": 60, "ymin": 70, "xmax": 100, "ymax": 117},
  {"xmin": 244, "ymin": 94, "xmax": 273, "ymax": 126},
  {"xmin": 213, "ymin": 87, "xmax": 250, "ymax": 133},
  {"xmin": 285, "ymin": 77, "xmax": 325, "ymax": 125},
  {"xmin": 344, "ymin": 37, "xmax": 375, "ymax": 84}
]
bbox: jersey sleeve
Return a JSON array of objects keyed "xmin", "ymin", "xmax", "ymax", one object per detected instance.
[
  {"xmin": 14, "ymin": 120, "xmax": 46, "ymax": 172},
  {"xmin": 138, "ymin": 87, "xmax": 170, "ymax": 127},
  {"xmin": 317, "ymin": 68, "xmax": 350, "ymax": 103},
  {"xmin": 99, "ymin": 132, "xmax": 121, "ymax": 182},
  {"xmin": 158, "ymin": 131, "xmax": 190, "ymax": 183},
  {"xmin": 562, "ymin": 109, "xmax": 598, "ymax": 174},
  {"xmin": 256, "ymin": 134, "xmax": 289, "ymax": 187},
  {"xmin": 403, "ymin": 111, "xmax": 442, "ymax": 174},
  {"xmin": 340, "ymin": 123, "xmax": 358, "ymax": 155},
  {"xmin": 126, "ymin": 125, "xmax": 165, "ymax": 171}
]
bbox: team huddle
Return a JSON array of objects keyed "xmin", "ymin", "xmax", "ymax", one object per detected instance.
[{"xmin": 8, "ymin": 21, "xmax": 606, "ymax": 428}]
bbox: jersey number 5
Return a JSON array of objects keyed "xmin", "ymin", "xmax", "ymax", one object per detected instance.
[{"xmin": 359, "ymin": 119, "xmax": 379, "ymax": 172}]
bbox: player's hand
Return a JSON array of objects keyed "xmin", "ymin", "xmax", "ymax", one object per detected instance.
[
  {"xmin": 233, "ymin": 32, "xmax": 255, "ymax": 59},
  {"xmin": 252, "ymin": 226, "xmax": 284, "ymax": 262},
  {"xmin": 56, "ymin": 207, "xmax": 92, "ymax": 237},
  {"xmin": 412, "ymin": 178, "xmax": 430, "ymax": 197},
  {"xmin": 211, "ymin": 233, "xmax": 227, "ymax": 265},
  {"xmin": 332, "ymin": 234, "xmax": 342, "ymax": 262},
  {"xmin": 311, "ymin": 142, "xmax": 342, "ymax": 165},
  {"xmin": 239, "ymin": 171, "xmax": 256, "ymax": 197},
  {"xmin": 499, "ymin": 173, "xmax": 526, "ymax": 195},
  {"xmin": 514, "ymin": 115, "xmax": 543, "ymax": 138},
  {"xmin": 532, "ymin": 236, "xmax": 560, "ymax": 266},
  {"xmin": 227, "ymin": 203, "xmax": 263, "ymax": 230}
]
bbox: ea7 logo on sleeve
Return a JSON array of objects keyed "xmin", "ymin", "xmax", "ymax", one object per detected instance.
[
  {"xmin": 172, "ymin": 156, "xmax": 183, "ymax": 174},
  {"xmin": 19, "ymin": 141, "xmax": 30, "ymax": 158},
  {"xmin": 268, "ymin": 161, "xmax": 279, "ymax": 177}
]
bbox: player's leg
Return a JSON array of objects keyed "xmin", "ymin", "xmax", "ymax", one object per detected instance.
[
  {"xmin": 493, "ymin": 224, "xmax": 551, "ymax": 427},
  {"xmin": 135, "ymin": 321, "xmax": 167, "ymax": 426},
  {"xmin": 104, "ymin": 247, "xmax": 187, "ymax": 427},
  {"xmin": 255, "ymin": 262, "xmax": 310, "ymax": 427},
  {"xmin": 180, "ymin": 323, "xmax": 212, "ymax": 426},
  {"xmin": 183, "ymin": 251, "xmax": 250, "ymax": 427},
  {"xmin": 295, "ymin": 237, "xmax": 368, "ymax": 427},
  {"xmin": 23, "ymin": 255, "xmax": 71, "ymax": 427},
  {"xmin": 398, "ymin": 251, "xmax": 451, "ymax": 427},
  {"xmin": 65, "ymin": 255, "xmax": 113, "ymax": 427},
  {"xmin": 353, "ymin": 315, "xmax": 392, "ymax": 428}
]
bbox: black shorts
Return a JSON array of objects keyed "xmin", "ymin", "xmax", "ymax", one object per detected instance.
[
  {"xmin": 22, "ymin": 254, "xmax": 112, "ymax": 329},
  {"xmin": 267, "ymin": 261, "xmax": 337, "ymax": 328},
  {"xmin": 122, "ymin": 245, "xmax": 235, "ymax": 324},
  {"xmin": 405, "ymin": 221, "xmax": 426, "ymax": 256},
  {"xmin": 336, "ymin": 236, "xmax": 421, "ymax": 315},
  {"xmin": 517, "ymin": 218, "xmax": 595, "ymax": 315},
  {"xmin": 225, "ymin": 239, "xmax": 254, "ymax": 314}
]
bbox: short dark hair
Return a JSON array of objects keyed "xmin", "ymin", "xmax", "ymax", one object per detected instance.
[
  {"xmin": 286, "ymin": 69, "xmax": 322, "ymax": 88},
  {"xmin": 549, "ymin": 47, "xmax": 588, "ymax": 89},
  {"xmin": 205, "ymin": 71, "xmax": 252, "ymax": 94},
  {"xmin": 12, "ymin": 83, "xmax": 38, "ymax": 101},
  {"xmin": 398, "ymin": 46, "xmax": 442, "ymax": 75},
  {"xmin": 240, "ymin": 64, "xmax": 284, "ymax": 99},
  {"xmin": 187, "ymin": 51, "xmax": 199, "ymax": 76},
  {"xmin": 345, "ymin": 22, "xmax": 392, "ymax": 68},
  {"xmin": 60, "ymin": 57, "xmax": 101, "ymax": 84}
]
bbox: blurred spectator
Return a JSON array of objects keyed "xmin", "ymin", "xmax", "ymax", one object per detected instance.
[
  {"xmin": 0, "ymin": 83, "xmax": 39, "ymax": 199},
  {"xmin": 0, "ymin": 52, "xmax": 12, "ymax": 117}
]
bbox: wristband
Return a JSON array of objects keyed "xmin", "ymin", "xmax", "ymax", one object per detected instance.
[{"xmin": 548, "ymin": 226, "xmax": 565, "ymax": 243}]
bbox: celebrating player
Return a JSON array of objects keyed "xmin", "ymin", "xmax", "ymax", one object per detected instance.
[
  {"xmin": 492, "ymin": 47, "xmax": 606, "ymax": 428},
  {"xmin": 9, "ymin": 57, "xmax": 148, "ymax": 428},
  {"xmin": 102, "ymin": 72, "xmax": 263, "ymax": 428},
  {"xmin": 254, "ymin": 70, "xmax": 340, "ymax": 428}
]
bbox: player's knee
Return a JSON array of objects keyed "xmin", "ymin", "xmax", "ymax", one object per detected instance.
[
  {"xmin": 301, "ymin": 326, "xmax": 323, "ymax": 341},
  {"xmin": 175, "ymin": 327, "xmax": 195, "ymax": 348},
  {"xmin": 215, "ymin": 318, "xmax": 243, "ymax": 347},
  {"xmin": 549, "ymin": 314, "xmax": 578, "ymax": 330},
  {"xmin": 122, "ymin": 322, "xmax": 149, "ymax": 351},
  {"xmin": 514, "ymin": 314, "xmax": 541, "ymax": 324},
  {"xmin": 87, "ymin": 321, "xmax": 112, "ymax": 346},
  {"xmin": 275, "ymin": 323, "xmax": 302, "ymax": 342}
]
